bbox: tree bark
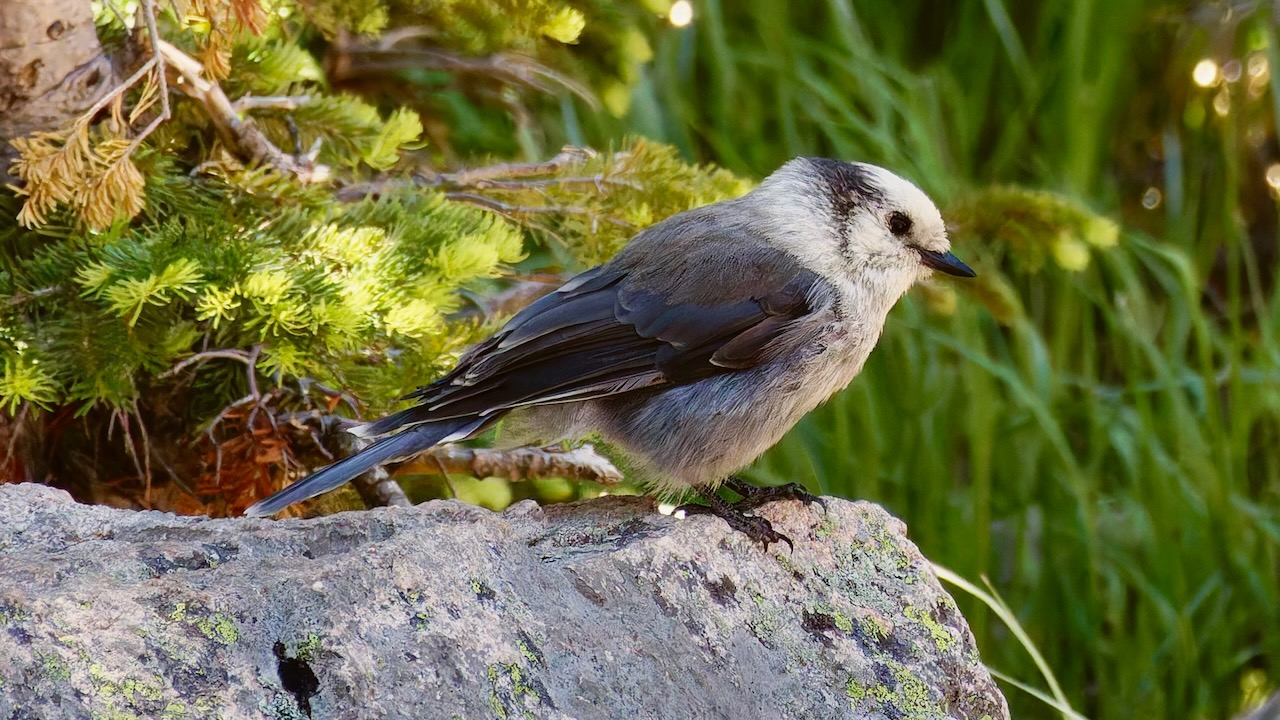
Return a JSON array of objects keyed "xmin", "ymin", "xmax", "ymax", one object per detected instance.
[{"xmin": 0, "ymin": 0, "xmax": 113, "ymax": 179}]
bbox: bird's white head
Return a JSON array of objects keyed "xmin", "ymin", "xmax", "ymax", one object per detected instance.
[{"xmin": 751, "ymin": 157, "xmax": 974, "ymax": 292}]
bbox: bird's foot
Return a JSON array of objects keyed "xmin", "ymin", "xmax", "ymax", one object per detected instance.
[
  {"xmin": 677, "ymin": 490, "xmax": 794, "ymax": 552},
  {"xmin": 723, "ymin": 477, "xmax": 827, "ymax": 513}
]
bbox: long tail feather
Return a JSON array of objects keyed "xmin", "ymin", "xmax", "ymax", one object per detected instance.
[{"xmin": 244, "ymin": 417, "xmax": 481, "ymax": 517}]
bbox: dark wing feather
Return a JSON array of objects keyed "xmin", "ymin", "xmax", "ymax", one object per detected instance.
[{"xmin": 362, "ymin": 231, "xmax": 834, "ymax": 438}]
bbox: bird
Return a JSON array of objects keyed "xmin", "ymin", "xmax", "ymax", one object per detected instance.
[{"xmin": 244, "ymin": 157, "xmax": 975, "ymax": 548}]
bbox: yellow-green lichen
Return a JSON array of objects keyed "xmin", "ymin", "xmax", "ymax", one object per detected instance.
[
  {"xmin": 88, "ymin": 663, "xmax": 164, "ymax": 705},
  {"xmin": 0, "ymin": 604, "xmax": 30, "ymax": 625},
  {"xmin": 517, "ymin": 639, "xmax": 540, "ymax": 666},
  {"xmin": 875, "ymin": 532, "xmax": 914, "ymax": 572},
  {"xmin": 774, "ymin": 552, "xmax": 800, "ymax": 575},
  {"xmin": 747, "ymin": 593, "xmax": 781, "ymax": 641},
  {"xmin": 40, "ymin": 652, "xmax": 70, "ymax": 681},
  {"xmin": 832, "ymin": 611, "xmax": 854, "ymax": 634},
  {"xmin": 470, "ymin": 579, "xmax": 497, "ymax": 600},
  {"xmin": 486, "ymin": 661, "xmax": 542, "ymax": 718},
  {"xmin": 810, "ymin": 602, "xmax": 854, "ymax": 634},
  {"xmin": 298, "ymin": 634, "xmax": 322, "ymax": 661},
  {"xmin": 160, "ymin": 700, "xmax": 188, "ymax": 719},
  {"xmin": 859, "ymin": 614, "xmax": 890, "ymax": 644},
  {"xmin": 904, "ymin": 605, "xmax": 956, "ymax": 652},
  {"xmin": 846, "ymin": 661, "xmax": 945, "ymax": 720},
  {"xmin": 815, "ymin": 513, "xmax": 838, "ymax": 540},
  {"xmin": 167, "ymin": 602, "xmax": 238, "ymax": 644},
  {"xmin": 488, "ymin": 692, "xmax": 507, "ymax": 719},
  {"xmin": 194, "ymin": 613, "xmax": 239, "ymax": 645}
]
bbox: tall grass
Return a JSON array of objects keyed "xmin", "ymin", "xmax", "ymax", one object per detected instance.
[{"xmin": 605, "ymin": 1, "xmax": 1280, "ymax": 717}]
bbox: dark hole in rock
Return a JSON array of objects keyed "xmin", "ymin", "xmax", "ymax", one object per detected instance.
[{"xmin": 274, "ymin": 641, "xmax": 320, "ymax": 716}]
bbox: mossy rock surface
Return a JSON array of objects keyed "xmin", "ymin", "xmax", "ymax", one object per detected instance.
[{"xmin": 0, "ymin": 483, "xmax": 1007, "ymax": 719}]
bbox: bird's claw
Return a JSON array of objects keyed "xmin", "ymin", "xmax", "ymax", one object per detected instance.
[
  {"xmin": 746, "ymin": 516, "xmax": 794, "ymax": 553},
  {"xmin": 774, "ymin": 482, "xmax": 827, "ymax": 512},
  {"xmin": 676, "ymin": 500, "xmax": 794, "ymax": 552},
  {"xmin": 722, "ymin": 478, "xmax": 826, "ymax": 513}
]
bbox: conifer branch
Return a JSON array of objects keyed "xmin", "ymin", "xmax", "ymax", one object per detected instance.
[{"xmin": 157, "ymin": 40, "xmax": 331, "ymax": 183}]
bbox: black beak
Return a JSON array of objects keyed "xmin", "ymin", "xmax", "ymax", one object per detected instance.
[{"xmin": 916, "ymin": 248, "xmax": 976, "ymax": 278}]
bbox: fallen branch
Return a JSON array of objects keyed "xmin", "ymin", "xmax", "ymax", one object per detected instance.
[
  {"xmin": 276, "ymin": 412, "xmax": 625, "ymax": 504},
  {"xmin": 156, "ymin": 40, "xmax": 330, "ymax": 183},
  {"xmin": 417, "ymin": 444, "xmax": 623, "ymax": 486},
  {"xmin": 328, "ymin": 428, "xmax": 412, "ymax": 509},
  {"xmin": 429, "ymin": 146, "xmax": 598, "ymax": 185}
]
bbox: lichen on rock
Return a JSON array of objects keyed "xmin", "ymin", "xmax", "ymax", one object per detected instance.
[{"xmin": 0, "ymin": 482, "xmax": 1008, "ymax": 719}]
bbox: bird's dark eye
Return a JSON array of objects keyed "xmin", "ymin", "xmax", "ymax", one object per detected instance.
[{"xmin": 887, "ymin": 211, "xmax": 913, "ymax": 236}]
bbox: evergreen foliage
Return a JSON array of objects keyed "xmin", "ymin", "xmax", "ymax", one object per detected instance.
[{"xmin": 0, "ymin": 0, "xmax": 744, "ymax": 511}]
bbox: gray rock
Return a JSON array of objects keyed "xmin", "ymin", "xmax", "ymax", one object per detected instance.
[{"xmin": 0, "ymin": 482, "xmax": 1008, "ymax": 720}]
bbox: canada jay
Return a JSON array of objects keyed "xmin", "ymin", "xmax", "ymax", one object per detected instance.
[{"xmin": 245, "ymin": 157, "xmax": 974, "ymax": 548}]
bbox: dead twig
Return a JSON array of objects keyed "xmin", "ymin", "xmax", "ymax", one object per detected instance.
[
  {"xmin": 129, "ymin": 398, "xmax": 155, "ymax": 505},
  {"xmin": 1, "ymin": 403, "xmax": 30, "ymax": 474},
  {"xmin": 334, "ymin": 148, "xmax": 636, "ymax": 233},
  {"xmin": 328, "ymin": 42, "xmax": 596, "ymax": 107},
  {"xmin": 231, "ymin": 95, "xmax": 314, "ymax": 113},
  {"xmin": 328, "ymin": 428, "xmax": 412, "ymax": 509},
  {"xmin": 433, "ymin": 147, "xmax": 597, "ymax": 185},
  {"xmin": 419, "ymin": 444, "xmax": 623, "ymax": 485},
  {"xmin": 162, "ymin": 348, "xmax": 256, "ymax": 378},
  {"xmin": 274, "ymin": 413, "xmax": 624, "ymax": 508},
  {"xmin": 113, "ymin": 407, "xmax": 153, "ymax": 507},
  {"xmin": 429, "ymin": 451, "xmax": 459, "ymax": 498},
  {"xmin": 157, "ymin": 40, "xmax": 330, "ymax": 183},
  {"xmin": 6, "ymin": 286, "xmax": 61, "ymax": 307},
  {"xmin": 334, "ymin": 146, "xmax": 598, "ymax": 201},
  {"xmin": 128, "ymin": 0, "xmax": 171, "ymax": 159},
  {"xmin": 442, "ymin": 192, "xmax": 634, "ymax": 230}
]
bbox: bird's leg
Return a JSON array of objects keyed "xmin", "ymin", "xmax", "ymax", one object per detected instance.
[
  {"xmin": 723, "ymin": 476, "xmax": 827, "ymax": 512},
  {"xmin": 677, "ymin": 490, "xmax": 793, "ymax": 552}
]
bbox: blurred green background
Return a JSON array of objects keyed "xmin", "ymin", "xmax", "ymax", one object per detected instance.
[{"xmin": 573, "ymin": 1, "xmax": 1279, "ymax": 718}]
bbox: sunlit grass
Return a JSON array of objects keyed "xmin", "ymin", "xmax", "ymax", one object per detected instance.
[{"xmin": 597, "ymin": 1, "xmax": 1280, "ymax": 718}]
